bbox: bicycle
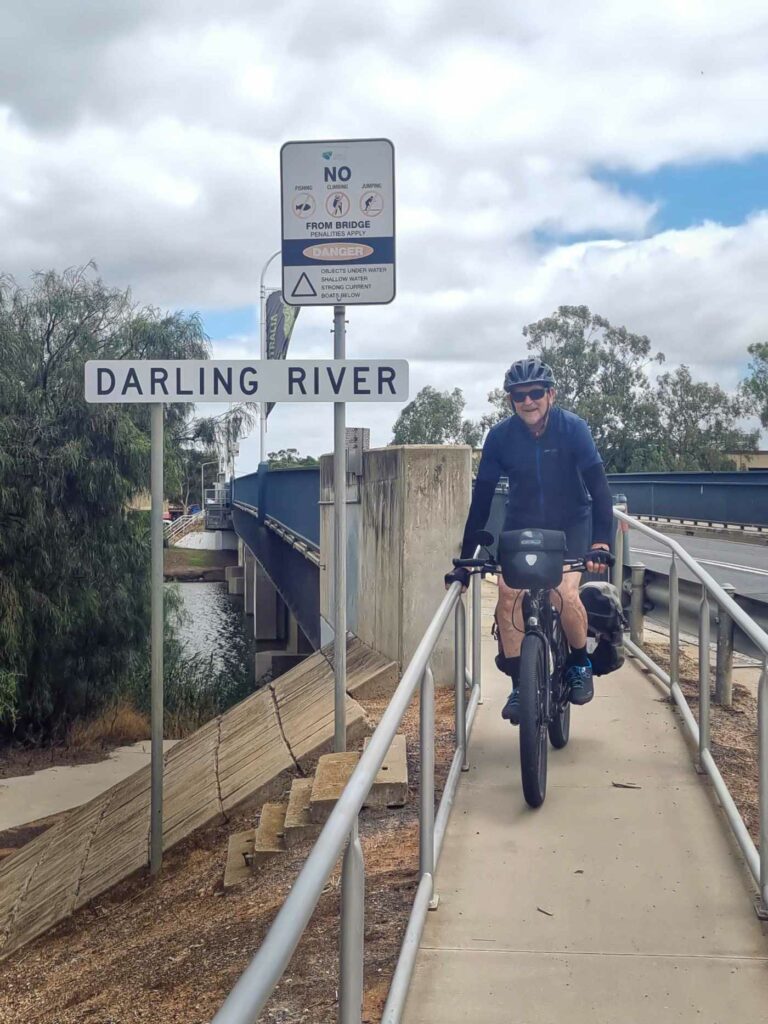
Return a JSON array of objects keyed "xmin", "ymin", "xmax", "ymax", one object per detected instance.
[{"xmin": 453, "ymin": 528, "xmax": 614, "ymax": 809}]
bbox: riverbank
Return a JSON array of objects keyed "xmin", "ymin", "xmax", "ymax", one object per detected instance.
[{"xmin": 163, "ymin": 546, "xmax": 237, "ymax": 582}]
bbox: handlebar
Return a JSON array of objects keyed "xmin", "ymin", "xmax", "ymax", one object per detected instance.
[{"xmin": 451, "ymin": 552, "xmax": 614, "ymax": 574}]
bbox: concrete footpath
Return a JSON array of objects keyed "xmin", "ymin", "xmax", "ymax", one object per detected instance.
[
  {"xmin": 0, "ymin": 740, "xmax": 177, "ymax": 832},
  {"xmin": 404, "ymin": 583, "xmax": 768, "ymax": 1023}
]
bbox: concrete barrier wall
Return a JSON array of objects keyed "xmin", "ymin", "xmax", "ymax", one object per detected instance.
[{"xmin": 322, "ymin": 445, "xmax": 471, "ymax": 686}]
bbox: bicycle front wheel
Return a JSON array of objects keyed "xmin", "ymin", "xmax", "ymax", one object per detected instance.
[{"xmin": 519, "ymin": 632, "xmax": 548, "ymax": 808}]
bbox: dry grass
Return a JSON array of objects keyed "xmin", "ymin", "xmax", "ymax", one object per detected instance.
[
  {"xmin": 67, "ymin": 700, "xmax": 150, "ymax": 750},
  {"xmin": 0, "ymin": 684, "xmax": 457, "ymax": 1023},
  {"xmin": 643, "ymin": 637, "xmax": 760, "ymax": 845}
]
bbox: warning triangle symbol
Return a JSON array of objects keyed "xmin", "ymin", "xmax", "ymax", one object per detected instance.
[{"xmin": 291, "ymin": 272, "xmax": 317, "ymax": 298}]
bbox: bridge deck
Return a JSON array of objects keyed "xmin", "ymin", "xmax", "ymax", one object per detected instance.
[{"xmin": 404, "ymin": 583, "xmax": 768, "ymax": 1023}]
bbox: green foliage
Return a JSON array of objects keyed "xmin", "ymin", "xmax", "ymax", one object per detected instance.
[
  {"xmin": 654, "ymin": 366, "xmax": 758, "ymax": 470},
  {"xmin": 0, "ymin": 265, "xmax": 214, "ymax": 740},
  {"xmin": 267, "ymin": 448, "xmax": 319, "ymax": 469},
  {"xmin": 480, "ymin": 387, "xmax": 510, "ymax": 432},
  {"xmin": 507, "ymin": 304, "xmax": 758, "ymax": 472},
  {"xmin": 740, "ymin": 342, "xmax": 768, "ymax": 428},
  {"xmin": 391, "ymin": 386, "xmax": 482, "ymax": 447},
  {"xmin": 522, "ymin": 305, "xmax": 665, "ymax": 472}
]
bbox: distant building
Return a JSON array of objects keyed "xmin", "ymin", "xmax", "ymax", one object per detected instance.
[{"xmin": 727, "ymin": 451, "xmax": 768, "ymax": 471}]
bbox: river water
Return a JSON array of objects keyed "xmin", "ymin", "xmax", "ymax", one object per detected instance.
[{"xmin": 168, "ymin": 581, "xmax": 256, "ymax": 681}]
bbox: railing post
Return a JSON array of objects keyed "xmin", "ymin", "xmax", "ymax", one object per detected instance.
[
  {"xmin": 419, "ymin": 664, "xmax": 438, "ymax": 909},
  {"xmin": 455, "ymin": 598, "xmax": 468, "ymax": 771},
  {"xmin": 669, "ymin": 556, "xmax": 679, "ymax": 691},
  {"xmin": 715, "ymin": 583, "xmax": 736, "ymax": 707},
  {"xmin": 472, "ymin": 572, "xmax": 482, "ymax": 704},
  {"xmin": 759, "ymin": 659, "xmax": 768, "ymax": 917},
  {"xmin": 339, "ymin": 818, "xmax": 365, "ymax": 1024},
  {"xmin": 699, "ymin": 587, "xmax": 711, "ymax": 765},
  {"xmin": 612, "ymin": 496, "xmax": 627, "ymax": 591},
  {"xmin": 629, "ymin": 563, "xmax": 646, "ymax": 647}
]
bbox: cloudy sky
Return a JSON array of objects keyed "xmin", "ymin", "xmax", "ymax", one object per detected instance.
[{"xmin": 3, "ymin": 0, "xmax": 768, "ymax": 472}]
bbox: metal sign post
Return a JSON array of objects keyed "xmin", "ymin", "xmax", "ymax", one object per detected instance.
[
  {"xmin": 333, "ymin": 305, "xmax": 347, "ymax": 753},
  {"xmin": 280, "ymin": 138, "xmax": 396, "ymax": 1024},
  {"xmin": 85, "ymin": 355, "xmax": 406, "ymax": 883},
  {"xmin": 150, "ymin": 403, "xmax": 164, "ymax": 876}
]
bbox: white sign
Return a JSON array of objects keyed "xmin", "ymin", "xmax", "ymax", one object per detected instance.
[
  {"xmin": 85, "ymin": 360, "xmax": 408, "ymax": 404},
  {"xmin": 280, "ymin": 138, "xmax": 395, "ymax": 306}
]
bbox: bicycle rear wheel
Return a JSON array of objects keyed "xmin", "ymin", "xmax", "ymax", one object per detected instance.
[{"xmin": 519, "ymin": 632, "xmax": 548, "ymax": 808}]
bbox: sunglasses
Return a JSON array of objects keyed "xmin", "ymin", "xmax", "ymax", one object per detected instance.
[{"xmin": 510, "ymin": 386, "xmax": 549, "ymax": 403}]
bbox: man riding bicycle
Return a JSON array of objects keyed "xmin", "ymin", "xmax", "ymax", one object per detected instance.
[{"xmin": 445, "ymin": 357, "xmax": 614, "ymax": 725}]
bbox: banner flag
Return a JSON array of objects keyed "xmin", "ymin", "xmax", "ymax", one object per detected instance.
[{"xmin": 265, "ymin": 289, "xmax": 300, "ymax": 418}]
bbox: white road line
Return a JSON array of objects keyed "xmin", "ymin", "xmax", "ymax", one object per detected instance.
[{"xmin": 632, "ymin": 547, "xmax": 768, "ymax": 577}]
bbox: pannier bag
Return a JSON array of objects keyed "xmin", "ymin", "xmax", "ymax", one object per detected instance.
[
  {"xmin": 579, "ymin": 580, "xmax": 627, "ymax": 676},
  {"xmin": 498, "ymin": 529, "xmax": 566, "ymax": 591}
]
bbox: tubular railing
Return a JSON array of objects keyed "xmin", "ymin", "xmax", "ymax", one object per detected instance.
[
  {"xmin": 212, "ymin": 563, "xmax": 483, "ymax": 1024},
  {"xmin": 616, "ymin": 509, "xmax": 768, "ymax": 915},
  {"xmin": 164, "ymin": 509, "xmax": 204, "ymax": 544}
]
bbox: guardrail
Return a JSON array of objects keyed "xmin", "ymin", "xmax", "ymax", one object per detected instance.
[
  {"xmin": 607, "ymin": 471, "xmax": 768, "ymax": 528},
  {"xmin": 164, "ymin": 509, "xmax": 204, "ymax": 544},
  {"xmin": 212, "ymin": 559, "xmax": 483, "ymax": 1024},
  {"xmin": 616, "ymin": 509, "xmax": 768, "ymax": 916},
  {"xmin": 232, "ymin": 501, "xmax": 321, "ymax": 568}
]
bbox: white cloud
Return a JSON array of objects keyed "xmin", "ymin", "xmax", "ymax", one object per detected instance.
[{"xmin": 2, "ymin": 0, "xmax": 768, "ymax": 470}]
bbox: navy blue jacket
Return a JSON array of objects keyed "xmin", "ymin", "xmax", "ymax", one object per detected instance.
[{"xmin": 461, "ymin": 407, "xmax": 614, "ymax": 556}]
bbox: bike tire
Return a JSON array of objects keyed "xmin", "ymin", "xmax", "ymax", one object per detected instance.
[
  {"xmin": 519, "ymin": 632, "xmax": 548, "ymax": 808},
  {"xmin": 548, "ymin": 625, "xmax": 571, "ymax": 749}
]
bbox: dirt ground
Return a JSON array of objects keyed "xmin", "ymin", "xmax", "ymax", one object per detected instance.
[
  {"xmin": 1, "ymin": 636, "xmax": 763, "ymax": 1023},
  {"xmin": 0, "ymin": 689, "xmax": 458, "ymax": 1024},
  {"xmin": 643, "ymin": 638, "xmax": 760, "ymax": 845},
  {"xmin": 164, "ymin": 547, "xmax": 237, "ymax": 582},
  {"xmin": 0, "ymin": 743, "xmax": 111, "ymax": 781}
]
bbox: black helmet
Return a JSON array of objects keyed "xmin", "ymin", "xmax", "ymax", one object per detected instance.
[{"xmin": 503, "ymin": 358, "xmax": 555, "ymax": 393}]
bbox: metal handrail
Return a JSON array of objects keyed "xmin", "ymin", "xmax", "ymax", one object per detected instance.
[
  {"xmin": 616, "ymin": 509, "xmax": 768, "ymax": 914},
  {"xmin": 164, "ymin": 509, "xmax": 204, "ymax": 543},
  {"xmin": 212, "ymin": 566, "xmax": 482, "ymax": 1024}
]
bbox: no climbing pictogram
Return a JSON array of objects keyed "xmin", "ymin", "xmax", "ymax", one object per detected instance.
[{"xmin": 291, "ymin": 272, "xmax": 317, "ymax": 298}]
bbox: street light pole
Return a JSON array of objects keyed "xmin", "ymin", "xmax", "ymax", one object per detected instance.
[{"xmin": 259, "ymin": 249, "xmax": 282, "ymax": 464}]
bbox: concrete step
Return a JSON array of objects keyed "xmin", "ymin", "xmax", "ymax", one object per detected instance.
[
  {"xmin": 346, "ymin": 659, "xmax": 400, "ymax": 700},
  {"xmin": 309, "ymin": 734, "xmax": 408, "ymax": 824},
  {"xmin": 223, "ymin": 829, "xmax": 255, "ymax": 889},
  {"xmin": 284, "ymin": 778, "xmax": 322, "ymax": 849},
  {"xmin": 252, "ymin": 803, "xmax": 287, "ymax": 865}
]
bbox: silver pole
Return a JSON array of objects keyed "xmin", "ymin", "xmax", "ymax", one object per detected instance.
[
  {"xmin": 715, "ymin": 583, "xmax": 735, "ymax": 707},
  {"xmin": 699, "ymin": 587, "xmax": 711, "ymax": 761},
  {"xmin": 472, "ymin": 573, "xmax": 482, "ymax": 704},
  {"xmin": 455, "ymin": 599, "xmax": 468, "ymax": 771},
  {"xmin": 150, "ymin": 403, "xmax": 164, "ymax": 876},
  {"xmin": 629, "ymin": 563, "xmax": 645, "ymax": 647},
  {"xmin": 760, "ymin": 658, "xmax": 768, "ymax": 913},
  {"xmin": 669, "ymin": 556, "xmax": 679, "ymax": 691},
  {"xmin": 420, "ymin": 664, "xmax": 435, "ymax": 881},
  {"xmin": 339, "ymin": 819, "xmax": 364, "ymax": 1024},
  {"xmin": 612, "ymin": 504, "xmax": 626, "ymax": 590},
  {"xmin": 334, "ymin": 305, "xmax": 347, "ymax": 753},
  {"xmin": 259, "ymin": 249, "xmax": 281, "ymax": 464}
]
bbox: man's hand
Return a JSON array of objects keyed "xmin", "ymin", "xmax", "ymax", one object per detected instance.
[
  {"xmin": 586, "ymin": 543, "xmax": 611, "ymax": 574},
  {"xmin": 445, "ymin": 566, "xmax": 470, "ymax": 592}
]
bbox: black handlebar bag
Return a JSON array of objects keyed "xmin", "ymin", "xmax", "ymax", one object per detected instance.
[{"xmin": 498, "ymin": 529, "xmax": 566, "ymax": 590}]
